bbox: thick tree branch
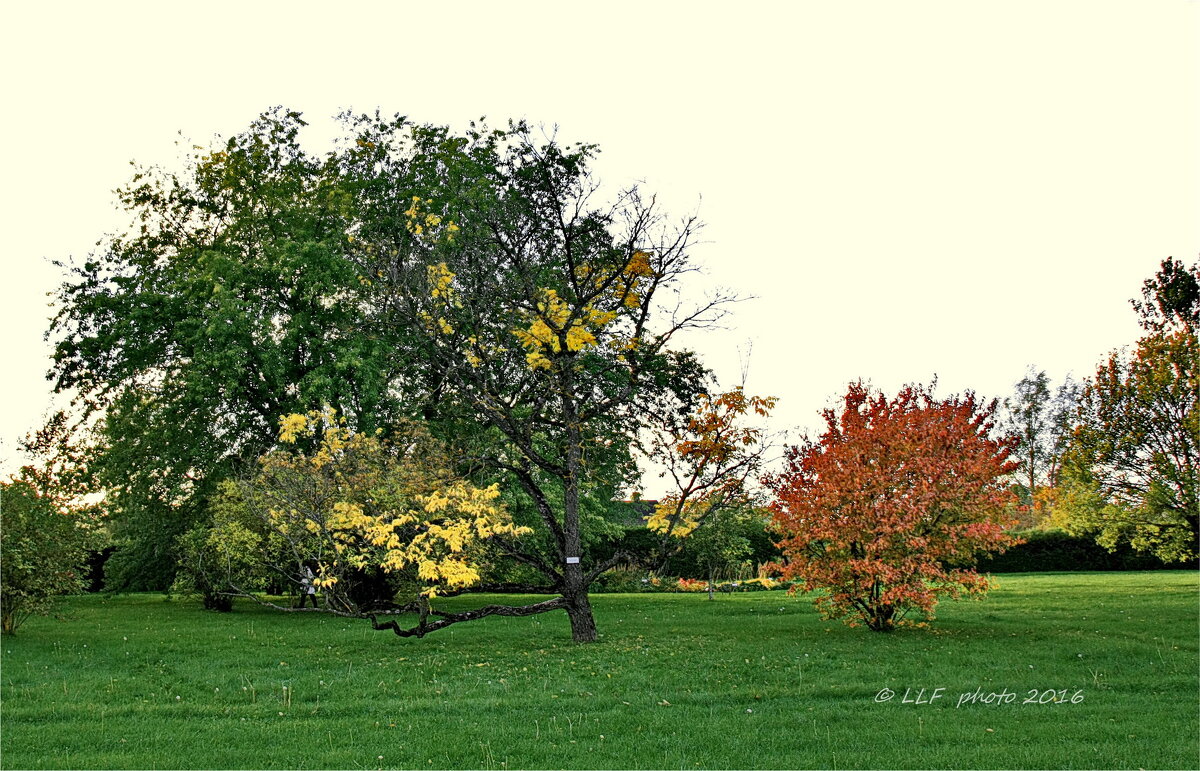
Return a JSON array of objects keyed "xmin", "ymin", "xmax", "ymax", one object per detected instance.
[{"xmin": 368, "ymin": 596, "xmax": 568, "ymax": 638}]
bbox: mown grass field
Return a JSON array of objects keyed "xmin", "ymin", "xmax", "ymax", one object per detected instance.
[{"xmin": 1, "ymin": 572, "xmax": 1196, "ymax": 770}]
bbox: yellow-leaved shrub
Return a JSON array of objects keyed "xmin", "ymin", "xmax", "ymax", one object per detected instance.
[{"xmin": 232, "ymin": 409, "xmax": 528, "ymax": 606}]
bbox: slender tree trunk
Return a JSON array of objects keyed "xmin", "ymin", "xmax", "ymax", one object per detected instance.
[
  {"xmin": 707, "ymin": 565, "xmax": 715, "ymax": 600},
  {"xmin": 1028, "ymin": 445, "xmax": 1037, "ymax": 512}
]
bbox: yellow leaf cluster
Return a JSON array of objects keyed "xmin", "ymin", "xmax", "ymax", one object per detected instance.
[
  {"xmin": 278, "ymin": 413, "xmax": 309, "ymax": 444},
  {"xmin": 619, "ymin": 250, "xmax": 654, "ymax": 308},
  {"xmin": 511, "ymin": 288, "xmax": 619, "ymax": 371},
  {"xmin": 357, "ymin": 482, "xmax": 529, "ymax": 596},
  {"xmin": 646, "ymin": 496, "xmax": 705, "ymax": 538},
  {"xmin": 461, "ymin": 335, "xmax": 507, "ymax": 369},
  {"xmin": 276, "ymin": 407, "xmax": 351, "ymax": 458},
  {"xmin": 427, "ymin": 262, "xmax": 456, "ymax": 300},
  {"xmin": 405, "ymin": 197, "xmax": 459, "ymax": 242},
  {"xmin": 413, "ymin": 263, "xmax": 459, "ymax": 336}
]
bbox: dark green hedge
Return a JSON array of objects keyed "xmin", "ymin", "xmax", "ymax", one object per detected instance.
[
  {"xmin": 975, "ymin": 530, "xmax": 1195, "ymax": 573},
  {"xmin": 606, "ymin": 527, "xmax": 1194, "ymax": 576}
]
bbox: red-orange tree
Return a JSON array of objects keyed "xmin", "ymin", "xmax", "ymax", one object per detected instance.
[{"xmin": 767, "ymin": 382, "xmax": 1019, "ymax": 631}]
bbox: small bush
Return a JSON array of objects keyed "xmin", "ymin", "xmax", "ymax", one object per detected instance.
[
  {"xmin": 1, "ymin": 481, "xmax": 95, "ymax": 634},
  {"xmin": 591, "ymin": 567, "xmax": 666, "ymax": 593}
]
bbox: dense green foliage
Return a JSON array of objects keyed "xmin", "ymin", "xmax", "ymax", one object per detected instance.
[
  {"xmin": 592, "ymin": 519, "xmax": 781, "ymax": 581},
  {"xmin": 1, "ymin": 573, "xmax": 1196, "ymax": 769},
  {"xmin": 49, "ymin": 111, "xmax": 404, "ymax": 590},
  {"xmin": 172, "ymin": 481, "xmax": 274, "ymax": 611}
]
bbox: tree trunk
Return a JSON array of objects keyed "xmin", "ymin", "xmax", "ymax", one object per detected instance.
[
  {"xmin": 559, "ymin": 384, "xmax": 599, "ymax": 643},
  {"xmin": 562, "ymin": 557, "xmax": 598, "ymax": 643},
  {"xmin": 707, "ymin": 566, "xmax": 715, "ymax": 600},
  {"xmin": 867, "ymin": 603, "xmax": 897, "ymax": 632},
  {"xmin": 564, "ymin": 589, "xmax": 599, "ymax": 643}
]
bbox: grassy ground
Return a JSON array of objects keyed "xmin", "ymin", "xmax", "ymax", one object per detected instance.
[{"xmin": 1, "ymin": 572, "xmax": 1196, "ymax": 770}]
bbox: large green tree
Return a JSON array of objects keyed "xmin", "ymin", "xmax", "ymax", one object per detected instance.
[
  {"xmin": 1061, "ymin": 257, "xmax": 1199, "ymax": 562},
  {"xmin": 48, "ymin": 110, "xmax": 404, "ymax": 589}
]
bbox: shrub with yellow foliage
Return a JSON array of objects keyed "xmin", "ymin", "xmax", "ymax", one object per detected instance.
[{"xmin": 205, "ymin": 409, "xmax": 528, "ymax": 616}]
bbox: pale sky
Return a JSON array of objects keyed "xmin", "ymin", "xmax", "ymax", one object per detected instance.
[{"xmin": 2, "ymin": 2, "xmax": 1196, "ymax": 492}]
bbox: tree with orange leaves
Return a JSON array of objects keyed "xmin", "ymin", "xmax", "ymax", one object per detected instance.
[
  {"xmin": 643, "ymin": 388, "xmax": 777, "ymax": 571},
  {"xmin": 767, "ymin": 382, "xmax": 1019, "ymax": 631}
]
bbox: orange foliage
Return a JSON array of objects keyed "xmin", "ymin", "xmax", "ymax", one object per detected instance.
[
  {"xmin": 647, "ymin": 388, "xmax": 776, "ymax": 538},
  {"xmin": 767, "ymin": 382, "xmax": 1020, "ymax": 631}
]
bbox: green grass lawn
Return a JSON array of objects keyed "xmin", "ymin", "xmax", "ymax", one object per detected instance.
[{"xmin": 1, "ymin": 572, "xmax": 1196, "ymax": 770}]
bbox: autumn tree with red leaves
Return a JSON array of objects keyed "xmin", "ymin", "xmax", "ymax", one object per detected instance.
[{"xmin": 767, "ymin": 382, "xmax": 1019, "ymax": 631}]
